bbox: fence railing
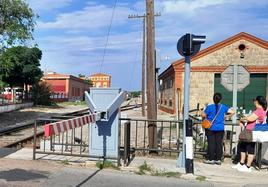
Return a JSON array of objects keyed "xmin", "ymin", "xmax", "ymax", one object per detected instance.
[
  {"xmin": 33, "ymin": 116, "xmax": 120, "ymax": 165},
  {"xmin": 33, "ymin": 115, "xmax": 241, "ymax": 167},
  {"xmin": 120, "ymin": 117, "xmax": 240, "ymax": 165}
]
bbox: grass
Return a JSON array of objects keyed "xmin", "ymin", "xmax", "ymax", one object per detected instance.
[
  {"xmin": 136, "ymin": 161, "xmax": 181, "ymax": 178},
  {"xmin": 96, "ymin": 160, "xmax": 120, "ymax": 170},
  {"xmin": 60, "ymin": 159, "xmax": 70, "ymax": 165},
  {"xmin": 196, "ymin": 175, "xmax": 206, "ymax": 181},
  {"xmin": 136, "ymin": 161, "xmax": 152, "ymax": 175},
  {"xmin": 152, "ymin": 170, "xmax": 181, "ymax": 178}
]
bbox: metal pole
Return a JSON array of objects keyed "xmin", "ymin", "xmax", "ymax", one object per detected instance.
[
  {"xmin": 184, "ymin": 56, "xmax": 193, "ymax": 173},
  {"xmin": 232, "ymin": 65, "xmax": 238, "ymax": 124},
  {"xmin": 177, "ymin": 56, "xmax": 194, "ymax": 173},
  {"xmin": 33, "ymin": 120, "xmax": 37, "ymax": 160}
]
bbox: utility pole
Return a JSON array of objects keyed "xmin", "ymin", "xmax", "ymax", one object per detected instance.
[
  {"xmin": 146, "ymin": 0, "xmax": 157, "ymax": 152},
  {"xmin": 128, "ymin": 14, "xmax": 146, "ymax": 117},
  {"xmin": 128, "ymin": 11, "xmax": 160, "ymax": 118}
]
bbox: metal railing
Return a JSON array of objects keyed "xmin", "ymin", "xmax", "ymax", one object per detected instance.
[
  {"xmin": 33, "ymin": 116, "xmax": 119, "ymax": 164},
  {"xmin": 120, "ymin": 117, "xmax": 239, "ymax": 165}
]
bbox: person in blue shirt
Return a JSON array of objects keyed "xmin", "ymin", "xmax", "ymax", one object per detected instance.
[{"xmin": 201, "ymin": 92, "xmax": 234, "ymax": 165}]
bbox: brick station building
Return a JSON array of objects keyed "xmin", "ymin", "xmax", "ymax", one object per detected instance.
[
  {"xmin": 159, "ymin": 32, "xmax": 268, "ymax": 115},
  {"xmin": 88, "ymin": 73, "xmax": 111, "ymax": 88},
  {"xmin": 42, "ymin": 72, "xmax": 91, "ymax": 102}
]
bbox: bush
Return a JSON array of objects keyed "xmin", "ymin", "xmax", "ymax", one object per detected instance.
[{"xmin": 31, "ymin": 82, "xmax": 53, "ymax": 105}]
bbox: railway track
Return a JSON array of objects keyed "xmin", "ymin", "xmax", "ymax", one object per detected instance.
[
  {"xmin": 0, "ymin": 103, "xmax": 140, "ymax": 149},
  {"xmin": 0, "ymin": 108, "xmax": 90, "ymax": 148}
]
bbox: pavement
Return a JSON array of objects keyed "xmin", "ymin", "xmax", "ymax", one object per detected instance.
[{"xmin": 1, "ymin": 148, "xmax": 268, "ymax": 187}]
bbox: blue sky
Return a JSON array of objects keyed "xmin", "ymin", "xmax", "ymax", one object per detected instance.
[{"xmin": 27, "ymin": 0, "xmax": 268, "ymax": 91}]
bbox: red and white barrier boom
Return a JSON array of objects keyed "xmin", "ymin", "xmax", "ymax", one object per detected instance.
[{"xmin": 44, "ymin": 112, "xmax": 101, "ymax": 138}]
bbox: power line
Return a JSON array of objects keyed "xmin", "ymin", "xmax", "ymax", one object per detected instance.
[{"xmin": 99, "ymin": 0, "xmax": 118, "ymax": 73}]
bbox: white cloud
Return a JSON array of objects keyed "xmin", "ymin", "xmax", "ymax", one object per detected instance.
[
  {"xmin": 161, "ymin": 0, "xmax": 236, "ymax": 14},
  {"xmin": 37, "ymin": 4, "xmax": 134, "ymax": 31},
  {"xmin": 27, "ymin": 0, "xmax": 73, "ymax": 12},
  {"xmin": 33, "ymin": 0, "xmax": 268, "ymax": 91}
]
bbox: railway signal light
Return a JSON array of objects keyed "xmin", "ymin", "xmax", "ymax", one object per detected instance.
[
  {"xmin": 176, "ymin": 33, "xmax": 206, "ymax": 174},
  {"xmin": 177, "ymin": 34, "xmax": 206, "ymax": 57}
]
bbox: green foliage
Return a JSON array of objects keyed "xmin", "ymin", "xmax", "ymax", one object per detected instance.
[
  {"xmin": 130, "ymin": 91, "xmax": 141, "ymax": 98},
  {"xmin": 0, "ymin": 46, "xmax": 43, "ymax": 87},
  {"xmin": 96, "ymin": 160, "xmax": 120, "ymax": 170},
  {"xmin": 60, "ymin": 159, "xmax": 70, "ymax": 165},
  {"xmin": 31, "ymin": 82, "xmax": 53, "ymax": 106},
  {"xmin": 78, "ymin": 74, "xmax": 92, "ymax": 86},
  {"xmin": 196, "ymin": 175, "xmax": 206, "ymax": 181},
  {"xmin": 0, "ymin": 0, "xmax": 36, "ymax": 50},
  {"xmin": 151, "ymin": 170, "xmax": 181, "ymax": 178},
  {"xmin": 136, "ymin": 161, "xmax": 181, "ymax": 178},
  {"xmin": 136, "ymin": 161, "xmax": 152, "ymax": 175}
]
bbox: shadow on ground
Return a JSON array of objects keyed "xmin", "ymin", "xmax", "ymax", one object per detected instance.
[
  {"xmin": 0, "ymin": 148, "xmax": 20, "ymax": 158},
  {"xmin": 0, "ymin": 168, "xmax": 49, "ymax": 181},
  {"xmin": 76, "ymin": 169, "xmax": 101, "ymax": 187}
]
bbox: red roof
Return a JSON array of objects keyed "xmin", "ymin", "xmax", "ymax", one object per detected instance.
[
  {"xmin": 89, "ymin": 73, "xmax": 111, "ymax": 77},
  {"xmin": 42, "ymin": 72, "xmax": 89, "ymax": 84}
]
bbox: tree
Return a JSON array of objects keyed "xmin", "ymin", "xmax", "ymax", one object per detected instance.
[
  {"xmin": 78, "ymin": 74, "xmax": 93, "ymax": 86},
  {"xmin": 0, "ymin": 46, "xmax": 43, "ymax": 88},
  {"xmin": 31, "ymin": 82, "xmax": 53, "ymax": 105},
  {"xmin": 0, "ymin": 0, "xmax": 36, "ymax": 50}
]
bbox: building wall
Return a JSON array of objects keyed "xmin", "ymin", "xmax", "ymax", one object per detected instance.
[
  {"xmin": 89, "ymin": 74, "xmax": 111, "ymax": 88},
  {"xmin": 192, "ymin": 40, "xmax": 268, "ymax": 67},
  {"xmin": 68, "ymin": 78, "xmax": 90, "ymax": 101},
  {"xmin": 159, "ymin": 34, "xmax": 268, "ymax": 114},
  {"xmin": 44, "ymin": 79, "xmax": 68, "ymax": 101},
  {"xmin": 188, "ymin": 40, "xmax": 268, "ymax": 109},
  {"xmin": 43, "ymin": 76, "xmax": 90, "ymax": 102}
]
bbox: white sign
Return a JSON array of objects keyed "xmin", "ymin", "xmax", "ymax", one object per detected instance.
[{"xmin": 221, "ymin": 65, "xmax": 250, "ymax": 92}]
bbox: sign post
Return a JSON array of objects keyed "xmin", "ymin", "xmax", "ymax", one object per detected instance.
[
  {"xmin": 176, "ymin": 33, "xmax": 206, "ymax": 174},
  {"xmin": 221, "ymin": 65, "xmax": 250, "ymax": 123}
]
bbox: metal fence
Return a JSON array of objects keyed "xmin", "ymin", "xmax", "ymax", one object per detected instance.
[
  {"xmin": 120, "ymin": 117, "xmax": 240, "ymax": 165},
  {"xmin": 33, "ymin": 114, "xmax": 241, "ymax": 167},
  {"xmin": 33, "ymin": 116, "xmax": 120, "ymax": 164}
]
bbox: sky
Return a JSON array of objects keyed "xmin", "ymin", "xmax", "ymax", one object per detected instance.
[{"xmin": 27, "ymin": 0, "xmax": 268, "ymax": 91}]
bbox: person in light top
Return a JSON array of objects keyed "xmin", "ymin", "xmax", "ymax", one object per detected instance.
[{"xmin": 232, "ymin": 96, "xmax": 267, "ymax": 173}]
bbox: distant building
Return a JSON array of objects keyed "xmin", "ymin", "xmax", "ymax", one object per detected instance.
[
  {"xmin": 159, "ymin": 32, "xmax": 268, "ymax": 114},
  {"xmin": 88, "ymin": 73, "xmax": 111, "ymax": 88},
  {"xmin": 42, "ymin": 72, "xmax": 91, "ymax": 102}
]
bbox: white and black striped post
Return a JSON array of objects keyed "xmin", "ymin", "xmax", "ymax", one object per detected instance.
[
  {"xmin": 185, "ymin": 119, "xmax": 194, "ymax": 173},
  {"xmin": 183, "ymin": 55, "xmax": 194, "ymax": 174}
]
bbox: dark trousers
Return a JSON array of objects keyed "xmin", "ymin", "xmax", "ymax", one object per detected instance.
[{"xmin": 206, "ymin": 130, "xmax": 225, "ymax": 161}]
